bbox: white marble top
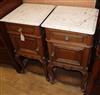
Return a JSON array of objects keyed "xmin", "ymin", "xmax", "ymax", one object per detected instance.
[
  {"xmin": 42, "ymin": 6, "xmax": 99, "ymax": 35},
  {"xmin": 0, "ymin": 3, "xmax": 55, "ymax": 26}
]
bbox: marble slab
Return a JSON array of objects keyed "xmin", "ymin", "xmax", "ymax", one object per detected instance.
[
  {"xmin": 42, "ymin": 6, "xmax": 99, "ymax": 35},
  {"xmin": 0, "ymin": 3, "xmax": 55, "ymax": 26}
]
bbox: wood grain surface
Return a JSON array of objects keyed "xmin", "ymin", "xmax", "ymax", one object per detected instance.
[{"xmin": 23, "ymin": 0, "xmax": 96, "ymax": 8}]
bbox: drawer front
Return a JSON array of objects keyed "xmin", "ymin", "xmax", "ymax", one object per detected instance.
[
  {"xmin": 48, "ymin": 42, "xmax": 90, "ymax": 67},
  {"xmin": 6, "ymin": 23, "xmax": 40, "ymax": 36},
  {"xmin": 46, "ymin": 29, "xmax": 93, "ymax": 46}
]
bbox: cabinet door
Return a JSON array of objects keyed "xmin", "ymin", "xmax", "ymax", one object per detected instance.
[
  {"xmin": 9, "ymin": 33, "xmax": 42, "ymax": 59},
  {"xmin": 48, "ymin": 42, "xmax": 91, "ymax": 67}
]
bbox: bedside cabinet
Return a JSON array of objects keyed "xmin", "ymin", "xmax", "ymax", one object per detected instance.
[
  {"xmin": 41, "ymin": 6, "xmax": 99, "ymax": 91},
  {"xmin": 0, "ymin": 3, "xmax": 55, "ymax": 76},
  {"xmin": 45, "ymin": 28, "xmax": 93, "ymax": 86},
  {"xmin": 5, "ymin": 23, "xmax": 45, "ymax": 72}
]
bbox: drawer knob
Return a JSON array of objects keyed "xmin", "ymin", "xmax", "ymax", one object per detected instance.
[
  {"xmin": 65, "ymin": 36, "xmax": 69, "ymax": 41},
  {"xmin": 51, "ymin": 52, "xmax": 55, "ymax": 57},
  {"xmin": 36, "ymin": 47, "xmax": 39, "ymax": 52},
  {"xmin": 18, "ymin": 28, "xmax": 25, "ymax": 41},
  {"xmin": 18, "ymin": 28, "xmax": 23, "ymax": 32}
]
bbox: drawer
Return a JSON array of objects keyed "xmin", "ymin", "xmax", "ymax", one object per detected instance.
[
  {"xmin": 46, "ymin": 28, "xmax": 93, "ymax": 46},
  {"xmin": 5, "ymin": 23, "xmax": 40, "ymax": 36}
]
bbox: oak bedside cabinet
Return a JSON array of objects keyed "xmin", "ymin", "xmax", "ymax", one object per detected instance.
[
  {"xmin": 41, "ymin": 6, "xmax": 99, "ymax": 91},
  {"xmin": 0, "ymin": 3, "xmax": 55, "ymax": 77}
]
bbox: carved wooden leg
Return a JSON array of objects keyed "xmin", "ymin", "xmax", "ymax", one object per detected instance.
[
  {"xmin": 86, "ymin": 60, "xmax": 100, "ymax": 95},
  {"xmin": 15, "ymin": 54, "xmax": 25, "ymax": 73},
  {"xmin": 9, "ymin": 54, "xmax": 22, "ymax": 73},
  {"xmin": 42, "ymin": 62, "xmax": 48, "ymax": 81},
  {"xmin": 11, "ymin": 59, "xmax": 22, "ymax": 73},
  {"xmin": 47, "ymin": 63, "xmax": 56, "ymax": 84},
  {"xmin": 81, "ymin": 71, "xmax": 88, "ymax": 92},
  {"xmin": 86, "ymin": 77, "xmax": 94, "ymax": 95}
]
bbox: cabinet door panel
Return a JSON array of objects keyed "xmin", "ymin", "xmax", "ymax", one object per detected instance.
[
  {"xmin": 48, "ymin": 42, "xmax": 90, "ymax": 67},
  {"xmin": 9, "ymin": 33, "xmax": 38, "ymax": 53}
]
